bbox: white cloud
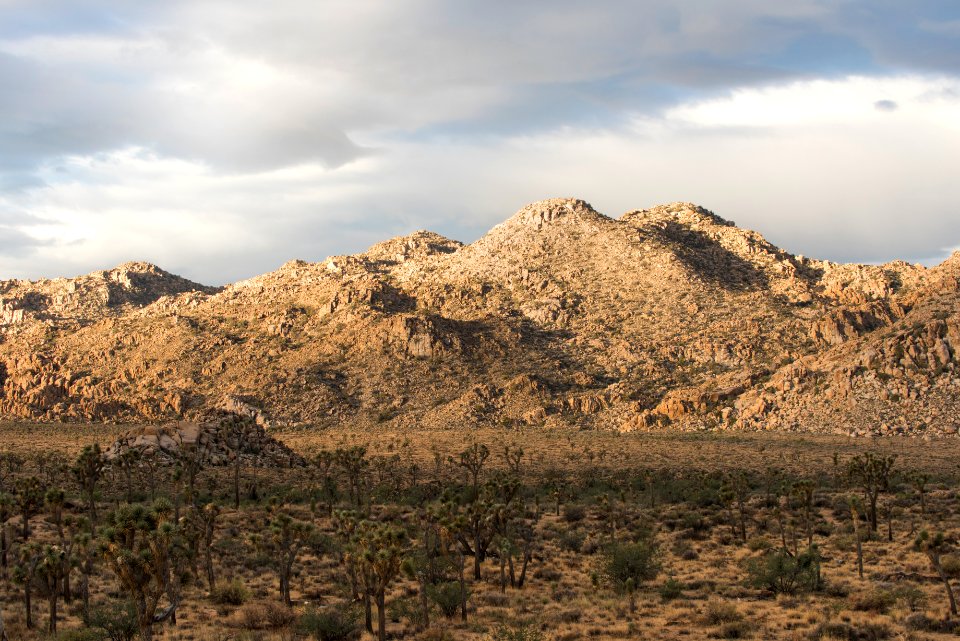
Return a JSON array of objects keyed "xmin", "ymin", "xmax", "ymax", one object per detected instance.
[{"xmin": 3, "ymin": 74, "xmax": 958, "ymax": 284}]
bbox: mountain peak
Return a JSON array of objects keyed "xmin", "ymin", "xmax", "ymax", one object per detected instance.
[
  {"xmin": 620, "ymin": 202, "xmax": 735, "ymax": 229},
  {"xmin": 493, "ymin": 198, "xmax": 605, "ymax": 232}
]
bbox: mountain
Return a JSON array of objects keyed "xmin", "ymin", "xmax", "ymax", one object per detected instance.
[{"xmin": 1, "ymin": 198, "xmax": 958, "ymax": 437}]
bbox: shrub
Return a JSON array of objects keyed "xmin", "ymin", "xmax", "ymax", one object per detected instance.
[
  {"xmin": 297, "ymin": 606, "xmax": 361, "ymax": 641},
  {"xmin": 941, "ymin": 553, "xmax": 960, "ymax": 579},
  {"xmin": 487, "ymin": 624, "xmax": 546, "ymax": 641},
  {"xmin": 710, "ymin": 621, "xmax": 754, "ymax": 639},
  {"xmin": 558, "ymin": 528, "xmax": 585, "ymax": 553},
  {"xmin": 427, "ymin": 581, "xmax": 466, "ymax": 618},
  {"xmin": 57, "ymin": 630, "xmax": 107, "ymax": 641},
  {"xmin": 853, "ymin": 585, "xmax": 925, "ymax": 613},
  {"xmin": 211, "ymin": 578, "xmax": 250, "ymax": 606},
  {"xmin": 599, "ymin": 538, "xmax": 660, "ymax": 593},
  {"xmin": 659, "ymin": 577, "xmax": 684, "ymax": 601},
  {"xmin": 745, "ymin": 547, "xmax": 822, "ymax": 595},
  {"xmin": 86, "ymin": 601, "xmax": 138, "ymax": 641},
  {"xmin": 701, "ymin": 599, "xmax": 743, "ymax": 626},
  {"xmin": 808, "ymin": 622, "xmax": 892, "ymax": 640},
  {"xmin": 562, "ymin": 504, "xmax": 586, "ymax": 523},
  {"xmin": 236, "ymin": 601, "xmax": 297, "ymax": 630}
]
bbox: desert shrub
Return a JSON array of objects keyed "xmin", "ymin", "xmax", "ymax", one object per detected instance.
[
  {"xmin": 599, "ymin": 538, "xmax": 660, "ymax": 592},
  {"xmin": 904, "ymin": 612, "xmax": 960, "ymax": 634},
  {"xmin": 853, "ymin": 585, "xmax": 926, "ymax": 613},
  {"xmin": 941, "ymin": 553, "xmax": 960, "ymax": 578},
  {"xmin": 710, "ymin": 621, "xmax": 754, "ymax": 639},
  {"xmin": 671, "ymin": 539, "xmax": 693, "ymax": 556},
  {"xmin": 562, "ymin": 504, "xmax": 586, "ymax": 523},
  {"xmin": 746, "ymin": 537, "xmax": 772, "ymax": 552},
  {"xmin": 558, "ymin": 528, "xmax": 585, "ymax": 553},
  {"xmin": 808, "ymin": 622, "xmax": 892, "ymax": 640},
  {"xmin": 297, "ymin": 606, "xmax": 361, "ymax": 641},
  {"xmin": 86, "ymin": 601, "xmax": 138, "ymax": 641},
  {"xmin": 236, "ymin": 601, "xmax": 297, "ymax": 629},
  {"xmin": 659, "ymin": 577, "xmax": 684, "ymax": 601},
  {"xmin": 57, "ymin": 630, "xmax": 107, "ymax": 641},
  {"xmin": 701, "ymin": 599, "xmax": 742, "ymax": 626},
  {"xmin": 427, "ymin": 581, "xmax": 466, "ymax": 618},
  {"xmin": 745, "ymin": 547, "xmax": 822, "ymax": 595},
  {"xmin": 211, "ymin": 578, "xmax": 250, "ymax": 605},
  {"xmin": 487, "ymin": 624, "xmax": 546, "ymax": 641}
]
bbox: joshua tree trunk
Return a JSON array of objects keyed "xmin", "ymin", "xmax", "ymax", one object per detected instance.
[
  {"xmin": 376, "ymin": 591, "xmax": 387, "ymax": 641},
  {"xmin": 458, "ymin": 551, "xmax": 468, "ymax": 622},
  {"xmin": 364, "ymin": 593, "xmax": 373, "ymax": 633}
]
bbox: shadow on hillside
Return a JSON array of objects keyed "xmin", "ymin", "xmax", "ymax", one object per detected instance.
[{"xmin": 650, "ymin": 222, "xmax": 770, "ymax": 292}]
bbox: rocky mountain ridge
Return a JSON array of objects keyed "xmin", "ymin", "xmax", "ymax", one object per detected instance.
[{"xmin": 1, "ymin": 198, "xmax": 957, "ymax": 437}]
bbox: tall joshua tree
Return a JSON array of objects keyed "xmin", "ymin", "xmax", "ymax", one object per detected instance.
[{"xmin": 72, "ymin": 444, "xmax": 106, "ymax": 526}]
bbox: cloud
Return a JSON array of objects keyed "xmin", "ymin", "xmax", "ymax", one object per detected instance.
[
  {"xmin": 0, "ymin": 2, "xmax": 958, "ymax": 281},
  {"xmin": 1, "ymin": 74, "xmax": 958, "ymax": 285}
]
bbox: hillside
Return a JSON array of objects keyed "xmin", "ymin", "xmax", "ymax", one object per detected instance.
[{"xmin": 0, "ymin": 198, "xmax": 957, "ymax": 437}]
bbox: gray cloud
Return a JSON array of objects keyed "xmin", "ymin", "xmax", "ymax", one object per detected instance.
[{"xmin": 0, "ymin": 2, "xmax": 958, "ymax": 282}]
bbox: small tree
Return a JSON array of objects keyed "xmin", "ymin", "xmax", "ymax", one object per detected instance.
[
  {"xmin": 73, "ymin": 444, "xmax": 106, "ymax": 525},
  {"xmin": 846, "ymin": 452, "xmax": 896, "ymax": 533},
  {"xmin": 12, "ymin": 542, "xmax": 41, "ymax": 629},
  {"xmin": 101, "ymin": 499, "xmax": 183, "ymax": 641},
  {"xmin": 907, "ymin": 471, "xmax": 929, "ymax": 516},
  {"xmin": 915, "ymin": 531, "xmax": 958, "ymax": 618},
  {"xmin": 15, "ymin": 476, "xmax": 45, "ymax": 539},
  {"xmin": 253, "ymin": 510, "xmax": 315, "ymax": 606},
  {"xmin": 36, "ymin": 544, "xmax": 66, "ymax": 633},
  {"xmin": 746, "ymin": 546, "xmax": 822, "ymax": 595},
  {"xmin": 351, "ymin": 520, "xmax": 407, "ymax": 641},
  {"xmin": 599, "ymin": 537, "xmax": 660, "ymax": 614},
  {"xmin": 459, "ymin": 443, "xmax": 490, "ymax": 498},
  {"xmin": 0, "ymin": 493, "xmax": 12, "ymax": 577}
]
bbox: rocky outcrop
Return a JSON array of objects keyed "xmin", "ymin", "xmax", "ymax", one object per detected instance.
[{"xmin": 106, "ymin": 416, "xmax": 303, "ymax": 467}]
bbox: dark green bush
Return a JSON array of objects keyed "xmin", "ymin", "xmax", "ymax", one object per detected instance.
[
  {"xmin": 599, "ymin": 538, "xmax": 660, "ymax": 592},
  {"xmin": 56, "ymin": 630, "xmax": 107, "ymax": 641},
  {"xmin": 745, "ymin": 547, "xmax": 822, "ymax": 595},
  {"xmin": 427, "ymin": 581, "xmax": 467, "ymax": 618},
  {"xmin": 210, "ymin": 578, "xmax": 250, "ymax": 605},
  {"xmin": 659, "ymin": 577, "xmax": 684, "ymax": 601},
  {"xmin": 86, "ymin": 601, "xmax": 139, "ymax": 641},
  {"xmin": 297, "ymin": 606, "xmax": 361, "ymax": 641}
]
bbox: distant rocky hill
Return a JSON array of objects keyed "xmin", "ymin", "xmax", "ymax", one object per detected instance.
[{"xmin": 1, "ymin": 198, "xmax": 958, "ymax": 437}]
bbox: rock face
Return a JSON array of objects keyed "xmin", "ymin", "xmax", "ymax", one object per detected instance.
[{"xmin": 1, "ymin": 197, "xmax": 960, "ymax": 437}]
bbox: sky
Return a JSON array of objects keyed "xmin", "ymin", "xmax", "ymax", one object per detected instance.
[{"xmin": 0, "ymin": 1, "xmax": 959, "ymax": 285}]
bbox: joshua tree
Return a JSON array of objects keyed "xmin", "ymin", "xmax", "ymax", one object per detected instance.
[
  {"xmin": 846, "ymin": 452, "xmax": 896, "ymax": 532},
  {"xmin": 12, "ymin": 542, "xmax": 41, "ymax": 629},
  {"xmin": 907, "ymin": 471, "xmax": 930, "ymax": 516},
  {"xmin": 792, "ymin": 478, "xmax": 817, "ymax": 547},
  {"xmin": 253, "ymin": 510, "xmax": 315, "ymax": 606},
  {"xmin": 72, "ymin": 444, "xmax": 106, "ymax": 525},
  {"xmin": 36, "ymin": 544, "xmax": 66, "ymax": 633},
  {"xmin": 849, "ymin": 497, "xmax": 865, "ymax": 579},
  {"xmin": 46, "ymin": 487, "xmax": 66, "ymax": 541},
  {"xmin": 115, "ymin": 448, "xmax": 143, "ymax": 504},
  {"xmin": 458, "ymin": 443, "xmax": 490, "ymax": 498},
  {"xmin": 101, "ymin": 499, "xmax": 183, "ymax": 641},
  {"xmin": 15, "ymin": 476, "xmax": 45, "ymax": 539},
  {"xmin": 197, "ymin": 503, "xmax": 220, "ymax": 589},
  {"xmin": 915, "ymin": 530, "xmax": 958, "ymax": 617},
  {"xmin": 350, "ymin": 520, "xmax": 407, "ymax": 641},
  {"xmin": 0, "ymin": 493, "xmax": 12, "ymax": 577},
  {"xmin": 335, "ymin": 447, "xmax": 369, "ymax": 509}
]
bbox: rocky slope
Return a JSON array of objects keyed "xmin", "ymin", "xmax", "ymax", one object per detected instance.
[{"xmin": 1, "ymin": 198, "xmax": 957, "ymax": 437}]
